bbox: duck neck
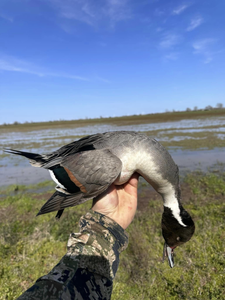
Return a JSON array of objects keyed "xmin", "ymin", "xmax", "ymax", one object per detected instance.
[
  {"xmin": 140, "ymin": 170, "xmax": 186, "ymax": 227},
  {"xmin": 162, "ymin": 186, "xmax": 186, "ymax": 227},
  {"xmin": 133, "ymin": 142, "xmax": 186, "ymax": 227}
]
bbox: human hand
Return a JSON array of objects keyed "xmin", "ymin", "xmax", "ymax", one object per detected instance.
[{"xmin": 91, "ymin": 173, "xmax": 139, "ymax": 229}]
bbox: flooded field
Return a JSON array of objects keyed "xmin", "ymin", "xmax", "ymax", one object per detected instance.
[{"xmin": 0, "ymin": 115, "xmax": 225, "ymax": 186}]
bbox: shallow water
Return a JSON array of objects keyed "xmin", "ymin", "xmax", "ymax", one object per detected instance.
[
  {"xmin": 1, "ymin": 116, "xmax": 225, "ymax": 187},
  {"xmin": 1, "ymin": 116, "xmax": 225, "ymax": 153},
  {"xmin": 1, "ymin": 147, "xmax": 224, "ymax": 187}
]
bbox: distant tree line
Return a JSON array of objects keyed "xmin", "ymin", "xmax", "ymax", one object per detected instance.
[
  {"xmin": 1, "ymin": 103, "xmax": 225, "ymax": 126},
  {"xmin": 185, "ymin": 103, "xmax": 223, "ymax": 112}
]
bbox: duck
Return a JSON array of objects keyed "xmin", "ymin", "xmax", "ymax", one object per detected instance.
[{"xmin": 5, "ymin": 131, "xmax": 195, "ymax": 268}]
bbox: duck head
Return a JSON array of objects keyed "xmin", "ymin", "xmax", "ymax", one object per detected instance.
[{"xmin": 162, "ymin": 206, "xmax": 195, "ymax": 268}]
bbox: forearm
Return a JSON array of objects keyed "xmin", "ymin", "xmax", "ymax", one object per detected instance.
[{"xmin": 17, "ymin": 211, "xmax": 128, "ymax": 300}]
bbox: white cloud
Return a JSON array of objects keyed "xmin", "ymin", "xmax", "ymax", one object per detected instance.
[
  {"xmin": 49, "ymin": 0, "xmax": 131, "ymax": 28},
  {"xmin": 187, "ymin": 16, "xmax": 203, "ymax": 31},
  {"xmin": 0, "ymin": 55, "xmax": 112, "ymax": 82},
  {"xmin": 164, "ymin": 52, "xmax": 179, "ymax": 61},
  {"xmin": 156, "ymin": 27, "xmax": 163, "ymax": 32},
  {"xmin": 192, "ymin": 38, "xmax": 216, "ymax": 64},
  {"xmin": 159, "ymin": 33, "xmax": 181, "ymax": 49},
  {"xmin": 104, "ymin": 0, "xmax": 131, "ymax": 24},
  {"xmin": 0, "ymin": 13, "xmax": 13, "ymax": 22},
  {"xmin": 0, "ymin": 57, "xmax": 42, "ymax": 76},
  {"xmin": 192, "ymin": 38, "xmax": 215, "ymax": 51},
  {"xmin": 48, "ymin": 72, "xmax": 89, "ymax": 81},
  {"xmin": 154, "ymin": 8, "xmax": 164, "ymax": 17},
  {"xmin": 94, "ymin": 75, "xmax": 111, "ymax": 84},
  {"xmin": 172, "ymin": 4, "xmax": 189, "ymax": 15},
  {"xmin": 203, "ymin": 56, "xmax": 212, "ymax": 64},
  {"xmin": 0, "ymin": 55, "xmax": 89, "ymax": 80}
]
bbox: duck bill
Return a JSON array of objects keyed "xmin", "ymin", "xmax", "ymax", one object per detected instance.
[{"xmin": 162, "ymin": 242, "xmax": 174, "ymax": 268}]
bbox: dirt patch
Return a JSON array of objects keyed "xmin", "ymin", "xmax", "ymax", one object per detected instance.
[
  {"xmin": 137, "ymin": 188, "xmax": 160, "ymax": 212},
  {"xmin": 0, "ymin": 205, "xmax": 17, "ymax": 223},
  {"xmin": 179, "ymin": 183, "xmax": 194, "ymax": 204}
]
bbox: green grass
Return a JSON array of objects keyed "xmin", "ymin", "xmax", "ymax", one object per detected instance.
[
  {"xmin": 0, "ymin": 187, "xmax": 91, "ymax": 299},
  {"xmin": 111, "ymin": 171, "xmax": 225, "ymax": 300},
  {"xmin": 0, "ymin": 172, "xmax": 225, "ymax": 299}
]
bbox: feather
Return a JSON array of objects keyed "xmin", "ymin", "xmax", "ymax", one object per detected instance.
[
  {"xmin": 4, "ymin": 148, "xmax": 45, "ymax": 167},
  {"xmin": 36, "ymin": 191, "xmax": 85, "ymax": 216}
]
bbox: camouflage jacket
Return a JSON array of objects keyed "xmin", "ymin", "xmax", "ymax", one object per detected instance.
[{"xmin": 17, "ymin": 210, "xmax": 129, "ymax": 300}]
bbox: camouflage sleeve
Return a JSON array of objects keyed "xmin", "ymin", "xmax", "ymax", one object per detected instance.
[{"xmin": 16, "ymin": 210, "xmax": 129, "ymax": 300}]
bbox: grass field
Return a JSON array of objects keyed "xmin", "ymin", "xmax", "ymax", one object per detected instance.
[
  {"xmin": 0, "ymin": 110, "xmax": 225, "ymax": 299},
  {"xmin": 0, "ymin": 170, "xmax": 225, "ymax": 300}
]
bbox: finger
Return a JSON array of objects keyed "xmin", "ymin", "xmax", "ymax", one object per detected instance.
[
  {"xmin": 128, "ymin": 172, "xmax": 139, "ymax": 188},
  {"xmin": 124, "ymin": 172, "xmax": 139, "ymax": 196}
]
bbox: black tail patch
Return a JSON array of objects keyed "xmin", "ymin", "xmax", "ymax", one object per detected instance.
[{"xmin": 4, "ymin": 148, "xmax": 45, "ymax": 166}]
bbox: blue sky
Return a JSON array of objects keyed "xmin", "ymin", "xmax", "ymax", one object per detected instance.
[{"xmin": 0, "ymin": 0, "xmax": 225, "ymax": 124}]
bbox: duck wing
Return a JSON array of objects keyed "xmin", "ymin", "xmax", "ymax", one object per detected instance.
[
  {"xmin": 37, "ymin": 149, "xmax": 122, "ymax": 217},
  {"xmin": 4, "ymin": 133, "xmax": 106, "ymax": 168},
  {"xmin": 40, "ymin": 133, "xmax": 105, "ymax": 169}
]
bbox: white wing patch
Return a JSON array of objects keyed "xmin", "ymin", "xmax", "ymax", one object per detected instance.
[{"xmin": 49, "ymin": 170, "xmax": 66, "ymax": 190}]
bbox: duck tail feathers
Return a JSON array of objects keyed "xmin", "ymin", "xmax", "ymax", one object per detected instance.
[
  {"xmin": 4, "ymin": 148, "xmax": 46, "ymax": 167},
  {"xmin": 36, "ymin": 191, "xmax": 86, "ymax": 217}
]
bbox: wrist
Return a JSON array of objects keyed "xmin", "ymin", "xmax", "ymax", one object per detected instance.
[{"xmin": 80, "ymin": 210, "xmax": 129, "ymax": 251}]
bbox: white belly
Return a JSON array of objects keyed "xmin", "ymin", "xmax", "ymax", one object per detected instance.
[
  {"xmin": 113, "ymin": 150, "xmax": 141, "ymax": 185},
  {"xmin": 114, "ymin": 169, "xmax": 134, "ymax": 185},
  {"xmin": 112, "ymin": 146, "xmax": 163, "ymax": 186}
]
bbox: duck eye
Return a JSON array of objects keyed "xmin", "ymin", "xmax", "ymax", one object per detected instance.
[{"xmin": 176, "ymin": 236, "xmax": 180, "ymax": 241}]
